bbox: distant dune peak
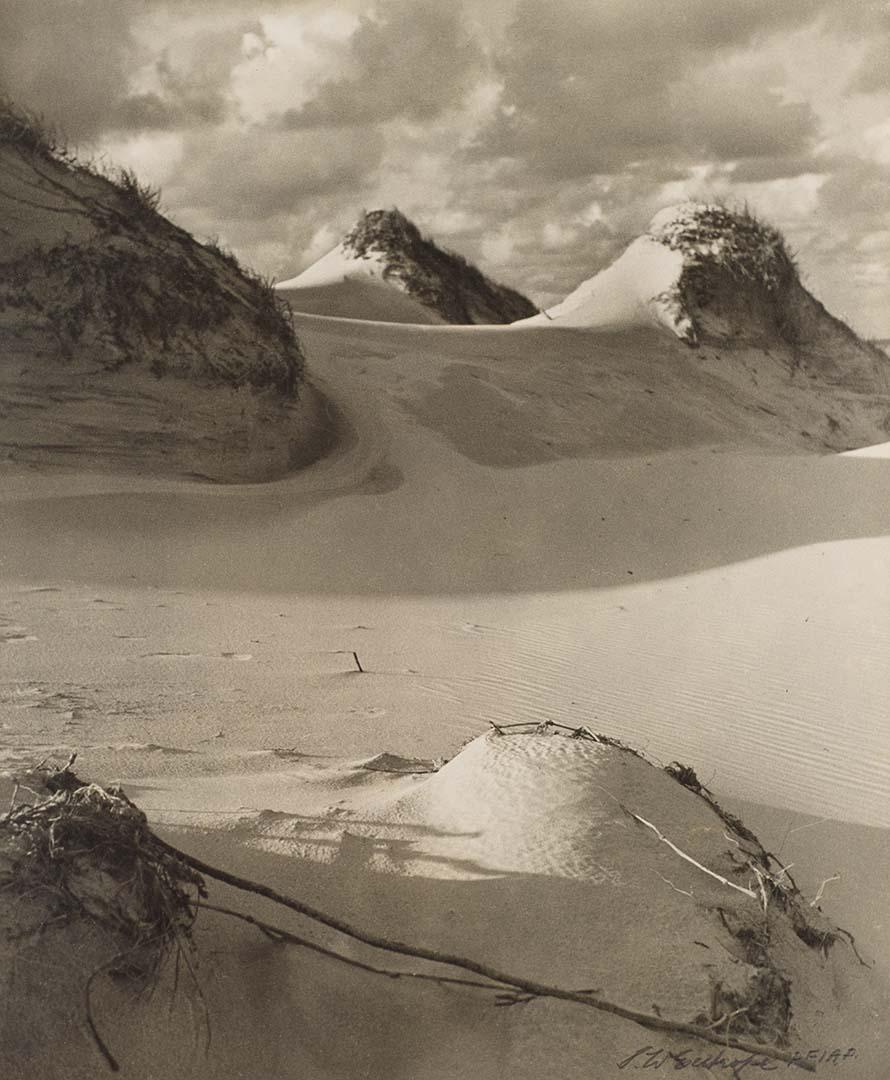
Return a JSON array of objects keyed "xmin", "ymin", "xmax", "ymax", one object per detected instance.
[
  {"xmin": 523, "ymin": 201, "xmax": 873, "ymax": 354},
  {"xmin": 342, "ymin": 206, "xmax": 419, "ymax": 259},
  {"xmin": 276, "ymin": 206, "xmax": 538, "ymax": 325}
]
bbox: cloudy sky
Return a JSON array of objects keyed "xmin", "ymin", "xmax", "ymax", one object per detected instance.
[{"xmin": 4, "ymin": 0, "xmax": 890, "ymax": 333}]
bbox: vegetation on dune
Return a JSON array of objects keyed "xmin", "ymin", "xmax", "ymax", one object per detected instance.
[
  {"xmin": 3, "ymin": 237, "xmax": 303, "ymax": 394},
  {"xmin": 652, "ymin": 202, "xmax": 798, "ymax": 295},
  {"xmin": 342, "ymin": 207, "xmax": 538, "ymax": 324},
  {"xmin": 0, "ymin": 97, "xmax": 72, "ymax": 163},
  {"xmin": 648, "ymin": 202, "xmax": 801, "ymax": 347},
  {"xmin": 0, "ymin": 99, "xmax": 305, "ymax": 397},
  {"xmin": 114, "ymin": 166, "xmax": 163, "ymax": 220}
]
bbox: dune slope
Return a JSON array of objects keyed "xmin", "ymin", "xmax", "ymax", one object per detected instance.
[
  {"xmin": 3, "ymin": 193, "xmax": 890, "ymax": 1078},
  {"xmin": 0, "ymin": 105, "xmax": 327, "ymax": 481}
]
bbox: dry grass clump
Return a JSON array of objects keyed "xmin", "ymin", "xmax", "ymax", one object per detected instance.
[
  {"xmin": 114, "ymin": 167, "xmax": 163, "ymax": 220},
  {"xmin": 1, "ymin": 763, "xmax": 207, "ymax": 1070},
  {"xmin": 0, "ymin": 98, "xmax": 72, "ymax": 163},
  {"xmin": 649, "ymin": 201, "xmax": 803, "ymax": 346},
  {"xmin": 652, "ymin": 202, "xmax": 797, "ymax": 294},
  {"xmin": 0, "ymin": 768, "xmax": 205, "ymax": 978}
]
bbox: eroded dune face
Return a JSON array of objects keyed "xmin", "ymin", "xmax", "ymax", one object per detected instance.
[
  {"xmin": 0, "ymin": 107, "xmax": 329, "ymax": 481},
  {"xmin": 2, "ymin": 732, "xmax": 884, "ymax": 1080}
]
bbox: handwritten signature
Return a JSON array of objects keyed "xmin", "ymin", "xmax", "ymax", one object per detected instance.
[{"xmin": 617, "ymin": 1046, "xmax": 858, "ymax": 1076}]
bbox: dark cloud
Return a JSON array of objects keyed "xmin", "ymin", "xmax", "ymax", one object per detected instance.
[
  {"xmin": 851, "ymin": 40, "xmax": 890, "ymax": 94},
  {"xmin": 0, "ymin": 0, "xmax": 140, "ymax": 140},
  {"xmin": 472, "ymin": 0, "xmax": 826, "ymax": 179},
  {"xmin": 110, "ymin": 23, "xmax": 266, "ymax": 132},
  {"xmin": 669, "ymin": 73, "xmax": 818, "ymax": 161},
  {"xmin": 0, "ymin": 1, "xmax": 263, "ymax": 140},
  {"xmin": 280, "ymin": 0, "xmax": 484, "ymax": 128},
  {"xmin": 165, "ymin": 124, "xmax": 385, "ymax": 222}
]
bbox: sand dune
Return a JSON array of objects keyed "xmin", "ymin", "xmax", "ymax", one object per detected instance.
[
  {"xmin": 3, "ymin": 291, "xmax": 890, "ymax": 1074},
  {"xmin": 518, "ymin": 233, "xmax": 687, "ymax": 333}
]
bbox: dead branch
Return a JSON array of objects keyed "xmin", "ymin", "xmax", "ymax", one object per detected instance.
[
  {"xmin": 197, "ymin": 902, "xmax": 500, "ymax": 994},
  {"xmin": 156, "ymin": 835, "xmax": 815, "ymax": 1071}
]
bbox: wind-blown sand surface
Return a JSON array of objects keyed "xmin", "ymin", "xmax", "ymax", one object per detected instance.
[{"xmin": 2, "ymin": 314, "xmax": 890, "ymax": 1076}]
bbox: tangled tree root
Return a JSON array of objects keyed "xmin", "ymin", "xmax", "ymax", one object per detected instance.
[{"xmin": 0, "ymin": 757, "xmax": 205, "ymax": 1070}]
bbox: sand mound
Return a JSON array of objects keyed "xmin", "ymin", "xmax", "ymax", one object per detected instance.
[
  {"xmin": 277, "ymin": 208, "xmax": 537, "ymax": 325},
  {"xmin": 0, "ymin": 102, "xmax": 329, "ymax": 481},
  {"xmin": 2, "ymin": 732, "xmax": 883, "ymax": 1080}
]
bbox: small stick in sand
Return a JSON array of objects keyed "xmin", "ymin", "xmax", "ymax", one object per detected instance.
[
  {"xmin": 352, "ymin": 651, "xmax": 364, "ymax": 673},
  {"xmin": 653, "ymin": 870, "xmax": 694, "ymax": 898}
]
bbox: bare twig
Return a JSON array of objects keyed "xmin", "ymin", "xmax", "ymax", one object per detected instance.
[
  {"xmin": 84, "ymin": 940, "xmax": 158, "ymax": 1074},
  {"xmin": 809, "ymin": 875, "xmax": 840, "ymax": 908},
  {"xmin": 653, "ymin": 871, "xmax": 694, "ymax": 898},
  {"xmin": 834, "ymin": 926, "xmax": 871, "ymax": 968},
  {"xmin": 629, "ymin": 812, "xmax": 757, "ymax": 900},
  {"xmin": 750, "ymin": 866, "xmax": 770, "ymax": 913},
  {"xmin": 707, "ymin": 1006, "xmax": 750, "ymax": 1031},
  {"xmin": 197, "ymin": 902, "xmax": 500, "ymax": 993}
]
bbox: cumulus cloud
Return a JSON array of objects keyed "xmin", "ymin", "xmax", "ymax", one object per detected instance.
[
  {"xmin": 110, "ymin": 23, "xmax": 266, "ymax": 132},
  {"xmin": 0, "ymin": 0, "xmax": 140, "ymax": 140},
  {"xmin": 4, "ymin": 0, "xmax": 890, "ymax": 333},
  {"xmin": 279, "ymin": 0, "xmax": 485, "ymax": 128},
  {"xmin": 163, "ymin": 123, "xmax": 385, "ymax": 223},
  {"xmin": 472, "ymin": 0, "xmax": 826, "ymax": 179}
]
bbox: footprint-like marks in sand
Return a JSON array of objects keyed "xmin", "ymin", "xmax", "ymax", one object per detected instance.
[
  {"xmin": 139, "ymin": 650, "xmax": 253, "ymax": 662},
  {"xmin": 0, "ymin": 622, "xmax": 37, "ymax": 644}
]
